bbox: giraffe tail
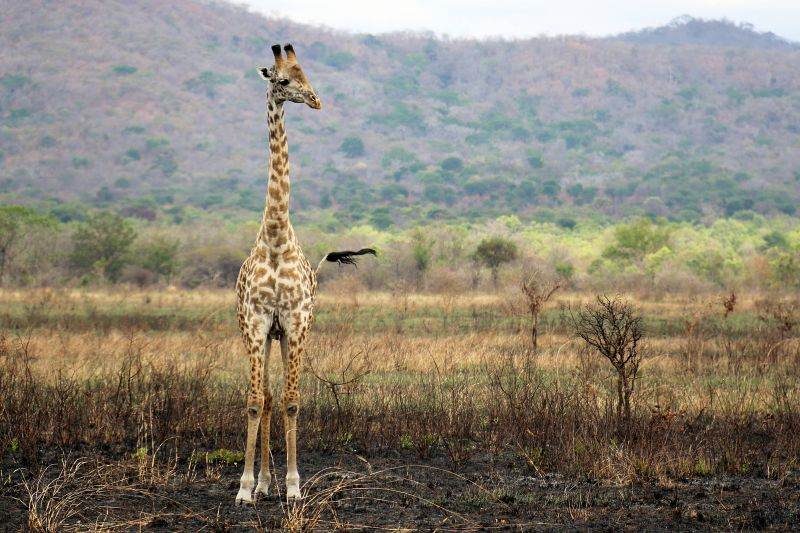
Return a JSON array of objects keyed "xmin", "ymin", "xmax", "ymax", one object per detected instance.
[{"xmin": 315, "ymin": 248, "xmax": 377, "ymax": 275}]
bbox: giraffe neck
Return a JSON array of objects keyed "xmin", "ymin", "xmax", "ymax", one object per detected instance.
[{"xmin": 258, "ymin": 88, "xmax": 293, "ymax": 248}]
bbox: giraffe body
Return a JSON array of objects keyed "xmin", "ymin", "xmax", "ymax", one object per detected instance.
[
  {"xmin": 234, "ymin": 43, "xmax": 375, "ymax": 505},
  {"xmin": 235, "ymin": 44, "xmax": 320, "ymax": 504}
]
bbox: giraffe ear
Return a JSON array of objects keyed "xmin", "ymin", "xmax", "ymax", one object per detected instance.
[{"xmin": 258, "ymin": 67, "xmax": 273, "ymax": 81}]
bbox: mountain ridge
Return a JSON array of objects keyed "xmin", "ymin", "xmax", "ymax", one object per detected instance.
[
  {"xmin": 616, "ymin": 15, "xmax": 799, "ymax": 50},
  {"xmin": 1, "ymin": 0, "xmax": 799, "ymax": 227}
]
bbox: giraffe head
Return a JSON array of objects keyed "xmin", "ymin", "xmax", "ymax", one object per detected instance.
[{"xmin": 259, "ymin": 44, "xmax": 321, "ymax": 110}]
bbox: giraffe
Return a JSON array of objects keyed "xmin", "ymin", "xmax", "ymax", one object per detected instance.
[{"xmin": 235, "ymin": 43, "xmax": 374, "ymax": 505}]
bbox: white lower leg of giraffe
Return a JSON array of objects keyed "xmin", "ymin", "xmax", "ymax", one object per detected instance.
[
  {"xmin": 236, "ymin": 403, "xmax": 261, "ymax": 504},
  {"xmin": 236, "ymin": 350, "xmax": 265, "ymax": 505},
  {"xmin": 236, "ymin": 476, "xmax": 255, "ymax": 504},
  {"xmin": 255, "ymin": 471, "xmax": 271, "ymax": 498},
  {"xmin": 255, "ymin": 341, "xmax": 273, "ymax": 499},
  {"xmin": 285, "ymin": 419, "xmax": 300, "ymax": 500},
  {"xmin": 281, "ymin": 334, "xmax": 302, "ymax": 501}
]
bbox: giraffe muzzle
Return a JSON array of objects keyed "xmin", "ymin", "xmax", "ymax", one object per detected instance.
[{"xmin": 305, "ymin": 94, "xmax": 321, "ymax": 109}]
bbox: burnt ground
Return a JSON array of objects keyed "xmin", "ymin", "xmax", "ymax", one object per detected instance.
[{"xmin": 2, "ymin": 450, "xmax": 799, "ymax": 532}]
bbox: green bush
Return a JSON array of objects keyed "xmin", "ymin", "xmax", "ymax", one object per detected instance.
[
  {"xmin": 323, "ymin": 51, "xmax": 356, "ymax": 70},
  {"xmin": 132, "ymin": 235, "xmax": 180, "ymax": 282},
  {"xmin": 180, "ymin": 246, "xmax": 246, "ymax": 288},
  {"xmin": 381, "ymin": 147, "xmax": 418, "ymax": 168},
  {"xmin": 0, "ymin": 74, "xmax": 31, "ymax": 90},
  {"xmin": 6, "ymin": 108, "xmax": 32, "ymax": 126},
  {"xmin": 474, "ymin": 236, "xmax": 518, "ymax": 286},
  {"xmin": 440, "ymin": 157, "xmax": 463, "ymax": 173},
  {"xmin": 369, "ymin": 103, "xmax": 426, "ymax": 132},
  {"xmin": 0, "ymin": 206, "xmax": 56, "ymax": 285},
  {"xmin": 603, "ymin": 218, "xmax": 672, "ymax": 261},
  {"xmin": 145, "ymin": 137, "xmax": 170, "ymax": 150},
  {"xmin": 369, "ymin": 207, "xmax": 393, "ymax": 230},
  {"xmin": 50, "ymin": 203, "xmax": 88, "ymax": 223},
  {"xmin": 70, "ymin": 212, "xmax": 137, "ymax": 282},
  {"xmin": 340, "ymin": 136, "xmax": 365, "ymax": 158},
  {"xmin": 183, "ymin": 71, "xmax": 237, "ymax": 97},
  {"xmin": 112, "ymin": 65, "xmax": 137, "ymax": 75},
  {"xmin": 423, "ymin": 184, "xmax": 456, "ymax": 206}
]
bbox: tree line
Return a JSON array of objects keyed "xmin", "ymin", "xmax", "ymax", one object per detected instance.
[{"xmin": 0, "ymin": 204, "xmax": 798, "ymax": 292}]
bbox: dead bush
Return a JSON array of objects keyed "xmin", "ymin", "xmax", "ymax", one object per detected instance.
[
  {"xmin": 520, "ymin": 270, "xmax": 560, "ymax": 352},
  {"xmin": 569, "ymin": 295, "xmax": 644, "ymax": 425}
]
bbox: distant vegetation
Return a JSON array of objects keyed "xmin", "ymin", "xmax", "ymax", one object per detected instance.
[
  {"xmin": 1, "ymin": 1, "xmax": 799, "ymax": 229},
  {"xmin": 0, "ymin": 203, "xmax": 797, "ymax": 293},
  {"xmin": 0, "ymin": 2, "xmax": 799, "ymax": 291}
]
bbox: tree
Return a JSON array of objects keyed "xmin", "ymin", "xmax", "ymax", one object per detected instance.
[
  {"xmin": 369, "ymin": 207, "xmax": 393, "ymax": 230},
  {"xmin": 761, "ymin": 231, "xmax": 788, "ymax": 251},
  {"xmin": 70, "ymin": 212, "xmax": 137, "ymax": 282},
  {"xmin": 440, "ymin": 156, "xmax": 463, "ymax": 173},
  {"xmin": 474, "ymin": 236, "xmax": 517, "ymax": 287},
  {"xmin": 569, "ymin": 295, "xmax": 644, "ymax": 425},
  {"xmin": 0, "ymin": 205, "xmax": 56, "ymax": 286},
  {"xmin": 133, "ymin": 235, "xmax": 180, "ymax": 283},
  {"xmin": 410, "ymin": 228, "xmax": 435, "ymax": 288},
  {"xmin": 603, "ymin": 218, "xmax": 672, "ymax": 261},
  {"xmin": 520, "ymin": 271, "xmax": 561, "ymax": 351},
  {"xmin": 340, "ymin": 136, "xmax": 365, "ymax": 158},
  {"xmin": 769, "ymin": 249, "xmax": 800, "ymax": 288}
]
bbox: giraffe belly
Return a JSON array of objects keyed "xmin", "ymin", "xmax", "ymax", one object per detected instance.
[
  {"xmin": 237, "ymin": 251, "xmax": 316, "ymax": 338},
  {"xmin": 246, "ymin": 273, "xmax": 313, "ymax": 324}
]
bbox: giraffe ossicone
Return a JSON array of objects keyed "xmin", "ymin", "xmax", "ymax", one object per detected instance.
[{"xmin": 234, "ymin": 43, "xmax": 375, "ymax": 505}]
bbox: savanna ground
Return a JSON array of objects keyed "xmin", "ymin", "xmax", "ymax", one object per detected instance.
[{"xmin": 1, "ymin": 285, "xmax": 799, "ymax": 531}]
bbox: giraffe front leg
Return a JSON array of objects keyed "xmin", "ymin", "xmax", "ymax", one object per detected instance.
[
  {"xmin": 236, "ymin": 388, "xmax": 263, "ymax": 505},
  {"xmin": 280, "ymin": 333, "xmax": 304, "ymax": 501},
  {"xmin": 236, "ymin": 327, "xmax": 266, "ymax": 505},
  {"xmin": 255, "ymin": 340, "xmax": 274, "ymax": 499},
  {"xmin": 283, "ymin": 388, "xmax": 301, "ymax": 500}
]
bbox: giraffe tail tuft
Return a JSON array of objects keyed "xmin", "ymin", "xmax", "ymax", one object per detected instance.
[{"xmin": 315, "ymin": 248, "xmax": 377, "ymax": 274}]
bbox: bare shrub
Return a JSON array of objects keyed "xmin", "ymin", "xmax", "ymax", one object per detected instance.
[
  {"xmin": 651, "ymin": 268, "xmax": 709, "ymax": 295},
  {"xmin": 178, "ymin": 245, "xmax": 245, "ymax": 288},
  {"xmin": 681, "ymin": 298, "xmax": 714, "ymax": 369},
  {"xmin": 120, "ymin": 265, "xmax": 159, "ymax": 288},
  {"xmin": 520, "ymin": 270, "xmax": 560, "ymax": 352},
  {"xmin": 756, "ymin": 298, "xmax": 799, "ymax": 363},
  {"xmin": 306, "ymin": 333, "xmax": 374, "ymax": 436},
  {"xmin": 426, "ymin": 264, "xmax": 468, "ymax": 294},
  {"xmin": 721, "ymin": 290, "xmax": 736, "ymax": 318},
  {"xmin": 569, "ymin": 295, "xmax": 644, "ymax": 425}
]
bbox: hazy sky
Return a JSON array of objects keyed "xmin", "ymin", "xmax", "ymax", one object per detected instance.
[{"xmin": 240, "ymin": 0, "xmax": 800, "ymax": 42}]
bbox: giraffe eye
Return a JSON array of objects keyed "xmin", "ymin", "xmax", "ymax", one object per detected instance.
[{"xmin": 278, "ymin": 79, "xmax": 290, "ymax": 86}]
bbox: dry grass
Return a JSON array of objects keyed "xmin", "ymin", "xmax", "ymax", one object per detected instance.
[
  {"xmin": 2, "ymin": 287, "xmax": 800, "ymax": 514},
  {"xmin": 18, "ymin": 458, "xmax": 159, "ymax": 532}
]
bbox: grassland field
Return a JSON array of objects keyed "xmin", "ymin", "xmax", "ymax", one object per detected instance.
[{"xmin": 1, "ymin": 286, "xmax": 799, "ymax": 531}]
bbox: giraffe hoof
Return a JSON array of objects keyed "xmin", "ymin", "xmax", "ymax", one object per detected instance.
[
  {"xmin": 235, "ymin": 488, "xmax": 254, "ymax": 506},
  {"xmin": 255, "ymin": 483, "xmax": 271, "ymax": 500},
  {"xmin": 286, "ymin": 486, "xmax": 301, "ymax": 502}
]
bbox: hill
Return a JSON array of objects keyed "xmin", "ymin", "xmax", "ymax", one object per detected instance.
[
  {"xmin": 1, "ymin": 1, "xmax": 800, "ymax": 228},
  {"xmin": 619, "ymin": 15, "xmax": 799, "ymax": 50}
]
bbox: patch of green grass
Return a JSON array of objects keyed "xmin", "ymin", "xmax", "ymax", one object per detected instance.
[
  {"xmin": 206, "ymin": 448, "xmax": 244, "ymax": 465},
  {"xmin": 131, "ymin": 447, "xmax": 148, "ymax": 461}
]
